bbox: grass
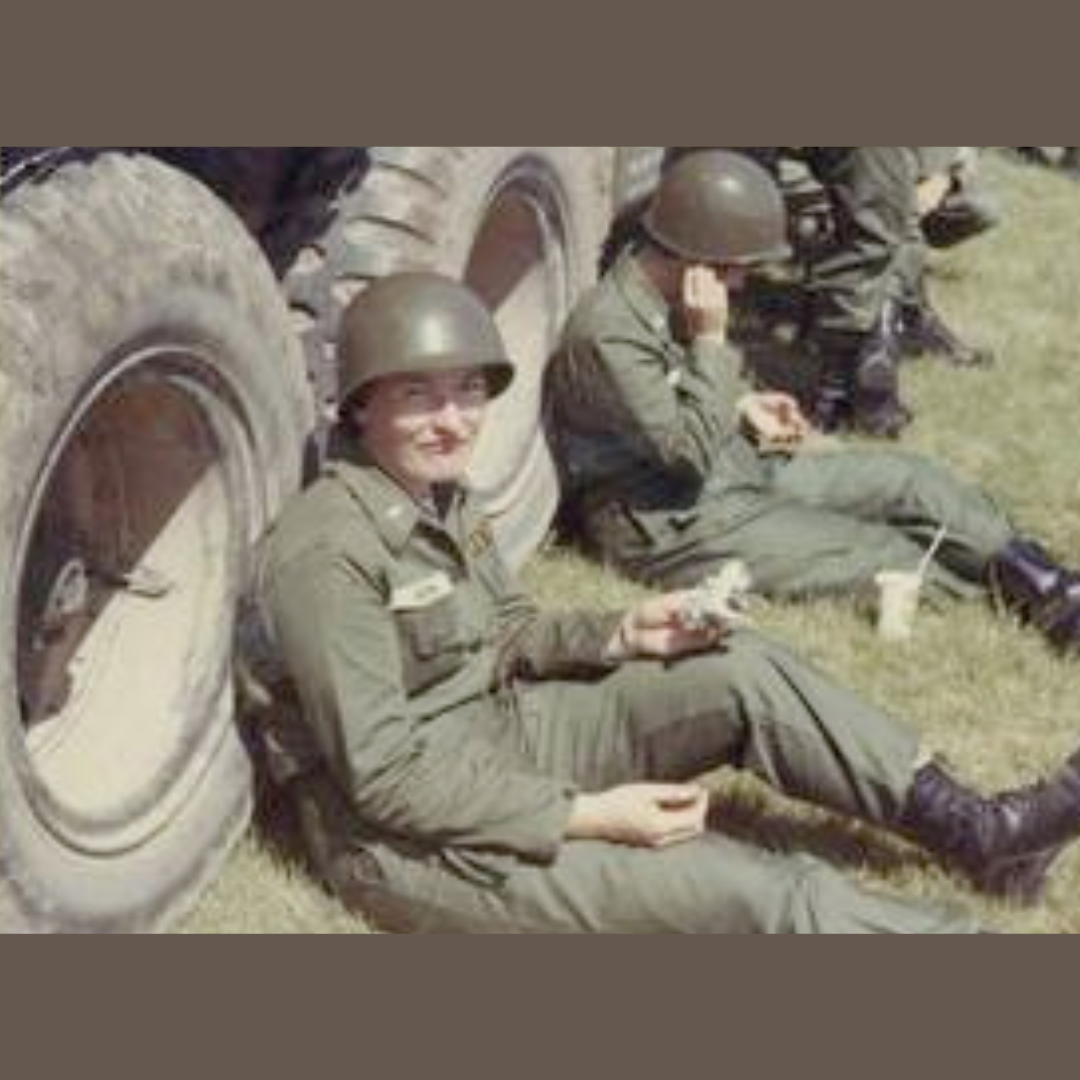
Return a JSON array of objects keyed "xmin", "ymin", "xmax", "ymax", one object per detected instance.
[{"xmin": 179, "ymin": 153, "xmax": 1080, "ymax": 934}]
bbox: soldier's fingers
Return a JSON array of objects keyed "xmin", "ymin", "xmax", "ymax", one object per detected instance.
[
  {"xmin": 650, "ymin": 830, "xmax": 701, "ymax": 850},
  {"xmin": 688, "ymin": 271, "xmax": 705, "ymax": 311},
  {"xmin": 651, "ymin": 784, "xmax": 706, "ymax": 806},
  {"xmin": 657, "ymin": 628, "xmax": 717, "ymax": 656},
  {"xmin": 649, "ymin": 809, "xmax": 708, "ymax": 847},
  {"xmin": 637, "ymin": 592, "xmax": 686, "ymax": 624},
  {"xmin": 708, "ymin": 274, "xmax": 728, "ymax": 309}
]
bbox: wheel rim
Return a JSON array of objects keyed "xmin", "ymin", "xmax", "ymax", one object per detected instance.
[
  {"xmin": 464, "ymin": 162, "xmax": 573, "ymax": 564},
  {"xmin": 13, "ymin": 347, "xmax": 253, "ymax": 856}
]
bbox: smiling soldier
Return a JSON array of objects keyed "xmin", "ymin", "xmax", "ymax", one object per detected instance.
[{"xmin": 259, "ymin": 272, "xmax": 1080, "ymax": 935}]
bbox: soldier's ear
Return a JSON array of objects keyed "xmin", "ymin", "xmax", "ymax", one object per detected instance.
[{"xmin": 343, "ymin": 401, "xmax": 367, "ymax": 434}]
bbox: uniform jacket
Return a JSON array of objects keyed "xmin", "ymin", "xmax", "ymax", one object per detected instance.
[
  {"xmin": 550, "ymin": 251, "xmax": 773, "ymax": 545},
  {"xmin": 261, "ymin": 444, "xmax": 624, "ymax": 881}
]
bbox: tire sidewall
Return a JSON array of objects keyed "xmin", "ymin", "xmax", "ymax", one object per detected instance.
[
  {"xmin": 319, "ymin": 147, "xmax": 613, "ymax": 566},
  {"xmin": 0, "ymin": 156, "xmax": 312, "ymax": 930}
]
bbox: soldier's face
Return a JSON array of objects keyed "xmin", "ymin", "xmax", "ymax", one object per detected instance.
[{"xmin": 358, "ymin": 369, "xmax": 490, "ymax": 497}]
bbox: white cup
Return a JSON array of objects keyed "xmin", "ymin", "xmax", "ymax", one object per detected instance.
[{"xmin": 875, "ymin": 570, "xmax": 923, "ymax": 643}]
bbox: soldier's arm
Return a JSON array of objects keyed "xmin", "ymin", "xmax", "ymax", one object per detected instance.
[
  {"xmin": 686, "ymin": 337, "xmax": 757, "ymax": 431},
  {"xmin": 265, "ymin": 550, "xmax": 576, "ymax": 865},
  {"xmin": 472, "ymin": 525, "xmax": 625, "ymax": 681},
  {"xmin": 495, "ymin": 587, "xmax": 626, "ymax": 682},
  {"xmin": 592, "ymin": 333, "xmax": 747, "ymax": 482}
]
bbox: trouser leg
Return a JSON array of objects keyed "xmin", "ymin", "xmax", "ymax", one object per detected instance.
[
  {"xmin": 518, "ymin": 632, "xmax": 921, "ymax": 827},
  {"xmin": 802, "ymin": 147, "xmax": 918, "ymax": 337},
  {"xmin": 798, "ymin": 148, "xmax": 919, "ymax": 437},
  {"xmin": 892, "ymin": 149, "xmax": 997, "ymax": 367},
  {"xmin": 772, "ymin": 448, "xmax": 1014, "ymax": 586},
  {"xmin": 364, "ymin": 636, "xmax": 978, "ymax": 935},
  {"xmin": 364, "ymin": 827, "xmax": 980, "ymax": 935},
  {"xmin": 636, "ymin": 493, "xmax": 965, "ymax": 599}
]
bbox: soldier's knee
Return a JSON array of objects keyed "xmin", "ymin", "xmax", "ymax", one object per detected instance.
[
  {"xmin": 699, "ymin": 852, "xmax": 836, "ymax": 935},
  {"xmin": 697, "ymin": 632, "xmax": 797, "ymax": 716},
  {"xmin": 782, "ymin": 858, "xmax": 980, "ymax": 935}
]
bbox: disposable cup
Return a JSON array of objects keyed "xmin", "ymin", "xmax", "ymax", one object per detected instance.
[{"xmin": 875, "ymin": 570, "xmax": 923, "ymax": 643}]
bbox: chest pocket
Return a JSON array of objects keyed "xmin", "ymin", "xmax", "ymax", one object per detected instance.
[{"xmin": 390, "ymin": 578, "xmax": 489, "ymax": 697}]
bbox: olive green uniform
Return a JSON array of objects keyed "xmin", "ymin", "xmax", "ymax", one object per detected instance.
[
  {"xmin": 725, "ymin": 147, "xmax": 922, "ymax": 336},
  {"xmin": 550, "ymin": 252, "xmax": 1012, "ymax": 596},
  {"xmin": 260, "ymin": 444, "xmax": 979, "ymax": 934}
]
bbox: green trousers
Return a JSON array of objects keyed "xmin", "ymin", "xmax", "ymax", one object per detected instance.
[
  {"xmin": 718, "ymin": 147, "xmax": 929, "ymax": 335},
  {"xmin": 799, "ymin": 147, "xmax": 921, "ymax": 338},
  {"xmin": 588, "ymin": 448, "xmax": 1014, "ymax": 601},
  {"xmin": 352, "ymin": 633, "xmax": 980, "ymax": 934}
]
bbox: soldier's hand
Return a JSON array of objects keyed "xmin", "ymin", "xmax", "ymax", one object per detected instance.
[
  {"xmin": 567, "ymin": 785, "xmax": 710, "ymax": 849},
  {"xmin": 918, "ymin": 173, "xmax": 953, "ymax": 218},
  {"xmin": 607, "ymin": 593, "xmax": 728, "ymax": 662},
  {"xmin": 683, "ymin": 265, "xmax": 730, "ymax": 345},
  {"xmin": 738, "ymin": 392, "xmax": 813, "ymax": 451}
]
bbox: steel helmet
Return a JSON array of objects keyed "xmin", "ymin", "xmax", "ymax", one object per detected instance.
[
  {"xmin": 338, "ymin": 272, "xmax": 515, "ymax": 408},
  {"xmin": 643, "ymin": 149, "xmax": 792, "ymax": 267}
]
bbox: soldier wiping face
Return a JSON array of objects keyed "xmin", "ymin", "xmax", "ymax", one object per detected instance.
[{"xmin": 350, "ymin": 368, "xmax": 491, "ymax": 499}]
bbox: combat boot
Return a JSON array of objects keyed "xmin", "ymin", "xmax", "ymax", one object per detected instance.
[
  {"xmin": 850, "ymin": 315, "xmax": 913, "ymax": 439},
  {"xmin": 811, "ymin": 323, "xmax": 912, "ymax": 439},
  {"xmin": 809, "ymin": 358, "xmax": 854, "ymax": 435},
  {"xmin": 989, "ymin": 539, "xmax": 1080, "ymax": 652},
  {"xmin": 894, "ymin": 285, "xmax": 995, "ymax": 368},
  {"xmin": 900, "ymin": 754, "xmax": 1080, "ymax": 905},
  {"xmin": 922, "ymin": 188, "xmax": 1001, "ymax": 250}
]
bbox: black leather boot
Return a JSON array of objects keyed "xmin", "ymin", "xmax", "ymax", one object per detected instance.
[
  {"xmin": 900, "ymin": 755, "xmax": 1080, "ymax": 904},
  {"xmin": 809, "ymin": 357, "xmax": 854, "ymax": 434},
  {"xmin": 990, "ymin": 539, "xmax": 1080, "ymax": 652},
  {"xmin": 922, "ymin": 188, "xmax": 1001, "ymax": 250},
  {"xmin": 850, "ymin": 315, "xmax": 914, "ymax": 439},
  {"xmin": 895, "ymin": 286, "xmax": 995, "ymax": 368},
  {"xmin": 811, "ymin": 321, "xmax": 913, "ymax": 439}
]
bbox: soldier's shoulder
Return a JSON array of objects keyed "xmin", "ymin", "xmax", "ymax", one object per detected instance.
[
  {"xmin": 266, "ymin": 474, "xmax": 373, "ymax": 573},
  {"xmin": 565, "ymin": 272, "xmax": 623, "ymax": 345}
]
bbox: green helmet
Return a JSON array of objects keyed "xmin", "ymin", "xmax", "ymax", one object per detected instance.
[
  {"xmin": 338, "ymin": 272, "xmax": 515, "ymax": 408},
  {"xmin": 643, "ymin": 149, "xmax": 792, "ymax": 267}
]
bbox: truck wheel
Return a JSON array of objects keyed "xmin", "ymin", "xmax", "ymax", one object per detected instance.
[
  {"xmin": 612, "ymin": 147, "xmax": 668, "ymax": 217},
  {"xmin": 285, "ymin": 147, "xmax": 614, "ymax": 569},
  {"xmin": 0, "ymin": 154, "xmax": 314, "ymax": 931}
]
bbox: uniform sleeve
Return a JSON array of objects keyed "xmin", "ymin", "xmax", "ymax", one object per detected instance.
[
  {"xmin": 264, "ymin": 550, "xmax": 576, "ymax": 866},
  {"xmin": 688, "ymin": 339, "xmax": 755, "ymax": 432},
  {"xmin": 590, "ymin": 332, "xmax": 750, "ymax": 485},
  {"xmin": 465, "ymin": 532, "xmax": 625, "ymax": 682},
  {"xmin": 496, "ymin": 588, "xmax": 625, "ymax": 683}
]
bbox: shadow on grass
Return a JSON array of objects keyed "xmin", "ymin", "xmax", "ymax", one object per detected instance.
[{"xmin": 707, "ymin": 782, "xmax": 935, "ymax": 879}]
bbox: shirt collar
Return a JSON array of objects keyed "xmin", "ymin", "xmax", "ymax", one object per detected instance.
[{"xmin": 325, "ymin": 442, "xmax": 430, "ymax": 556}]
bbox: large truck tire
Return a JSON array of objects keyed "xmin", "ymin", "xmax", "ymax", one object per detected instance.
[
  {"xmin": 612, "ymin": 147, "xmax": 668, "ymax": 217},
  {"xmin": 0, "ymin": 154, "xmax": 315, "ymax": 931},
  {"xmin": 285, "ymin": 147, "xmax": 615, "ymax": 569}
]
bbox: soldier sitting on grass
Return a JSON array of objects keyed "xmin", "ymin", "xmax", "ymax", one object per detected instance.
[
  {"xmin": 547, "ymin": 150, "xmax": 1080, "ymax": 654},
  {"xmin": 259, "ymin": 271, "xmax": 1080, "ymax": 935}
]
